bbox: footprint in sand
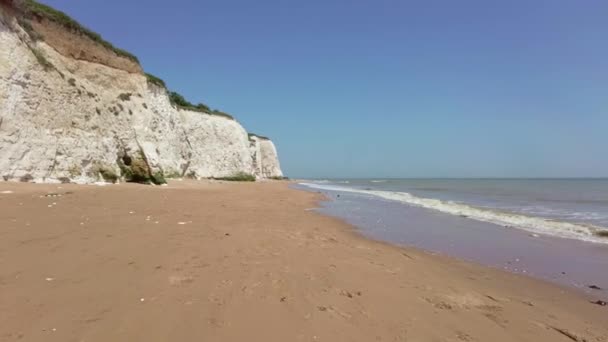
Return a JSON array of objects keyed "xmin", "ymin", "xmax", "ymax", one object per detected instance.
[
  {"xmin": 168, "ymin": 275, "xmax": 194, "ymax": 286},
  {"xmin": 456, "ymin": 331, "xmax": 474, "ymax": 341}
]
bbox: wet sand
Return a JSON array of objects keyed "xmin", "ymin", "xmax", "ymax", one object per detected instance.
[{"xmin": 0, "ymin": 181, "xmax": 607, "ymax": 341}]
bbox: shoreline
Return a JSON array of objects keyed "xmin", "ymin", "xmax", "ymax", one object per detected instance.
[
  {"xmin": 0, "ymin": 181, "xmax": 606, "ymax": 341},
  {"xmin": 301, "ymin": 185, "xmax": 606, "ymax": 298},
  {"xmin": 298, "ymin": 182, "xmax": 608, "ymax": 293},
  {"xmin": 297, "ymin": 180, "xmax": 608, "ymax": 245}
]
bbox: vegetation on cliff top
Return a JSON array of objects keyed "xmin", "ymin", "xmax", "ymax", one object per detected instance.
[
  {"xmin": 209, "ymin": 109, "xmax": 235, "ymax": 120},
  {"xmin": 168, "ymin": 91, "xmax": 235, "ymax": 120},
  {"xmin": 15, "ymin": 0, "xmax": 140, "ymax": 63},
  {"xmin": 146, "ymin": 76, "xmax": 235, "ymax": 121},
  {"xmin": 15, "ymin": 1, "xmax": 247, "ymax": 127},
  {"xmin": 248, "ymin": 133, "xmax": 270, "ymax": 141},
  {"xmin": 145, "ymin": 73, "xmax": 166, "ymax": 88}
]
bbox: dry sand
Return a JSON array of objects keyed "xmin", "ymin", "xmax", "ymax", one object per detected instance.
[{"xmin": 0, "ymin": 180, "xmax": 606, "ymax": 342}]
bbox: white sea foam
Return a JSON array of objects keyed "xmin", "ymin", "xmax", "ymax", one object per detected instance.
[
  {"xmin": 299, "ymin": 182, "xmax": 608, "ymax": 244},
  {"xmin": 310, "ymin": 179, "xmax": 349, "ymax": 184}
]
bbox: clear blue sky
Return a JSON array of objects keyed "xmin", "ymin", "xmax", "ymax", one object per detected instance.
[{"xmin": 43, "ymin": 0, "xmax": 607, "ymax": 178}]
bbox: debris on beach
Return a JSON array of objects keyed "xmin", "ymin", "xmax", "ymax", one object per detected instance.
[
  {"xmin": 591, "ymin": 300, "xmax": 606, "ymax": 306},
  {"xmin": 550, "ymin": 326, "xmax": 587, "ymax": 342},
  {"xmin": 0, "ymin": 190, "xmax": 14, "ymax": 194},
  {"xmin": 340, "ymin": 290, "xmax": 353, "ymax": 298},
  {"xmin": 588, "ymin": 285, "xmax": 602, "ymax": 290}
]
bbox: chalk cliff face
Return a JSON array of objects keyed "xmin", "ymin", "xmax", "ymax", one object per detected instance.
[
  {"xmin": 0, "ymin": 2, "xmax": 283, "ymax": 183},
  {"xmin": 249, "ymin": 135, "xmax": 283, "ymax": 179}
]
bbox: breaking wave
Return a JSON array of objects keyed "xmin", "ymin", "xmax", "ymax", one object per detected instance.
[{"xmin": 299, "ymin": 182, "xmax": 608, "ymax": 245}]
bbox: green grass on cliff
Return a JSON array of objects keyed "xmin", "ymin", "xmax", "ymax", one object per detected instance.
[
  {"xmin": 248, "ymin": 133, "xmax": 270, "ymax": 140},
  {"xmin": 210, "ymin": 109, "xmax": 234, "ymax": 120},
  {"xmin": 145, "ymin": 73, "xmax": 166, "ymax": 88},
  {"xmin": 167, "ymin": 91, "xmax": 235, "ymax": 120},
  {"xmin": 15, "ymin": 1, "xmax": 241, "ymax": 124},
  {"xmin": 17, "ymin": 0, "xmax": 140, "ymax": 63}
]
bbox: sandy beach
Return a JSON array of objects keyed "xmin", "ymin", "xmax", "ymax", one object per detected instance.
[{"xmin": 0, "ymin": 181, "xmax": 606, "ymax": 342}]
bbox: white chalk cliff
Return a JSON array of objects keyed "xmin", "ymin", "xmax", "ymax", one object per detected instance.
[{"xmin": 0, "ymin": 1, "xmax": 283, "ymax": 183}]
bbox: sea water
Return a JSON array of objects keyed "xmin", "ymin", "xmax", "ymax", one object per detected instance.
[
  {"xmin": 301, "ymin": 179, "xmax": 608, "ymax": 243},
  {"xmin": 297, "ymin": 179, "xmax": 608, "ymax": 292}
]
